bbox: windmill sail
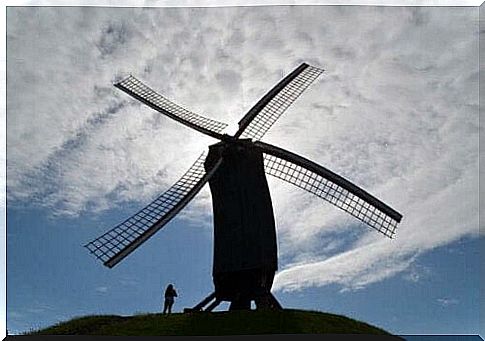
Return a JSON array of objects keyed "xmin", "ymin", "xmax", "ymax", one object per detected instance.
[
  {"xmin": 84, "ymin": 153, "xmax": 223, "ymax": 268},
  {"xmin": 83, "ymin": 61, "xmax": 403, "ymax": 311},
  {"xmin": 235, "ymin": 63, "xmax": 324, "ymax": 140},
  {"xmin": 255, "ymin": 141, "xmax": 402, "ymax": 238},
  {"xmin": 115, "ymin": 75, "xmax": 228, "ymax": 140}
]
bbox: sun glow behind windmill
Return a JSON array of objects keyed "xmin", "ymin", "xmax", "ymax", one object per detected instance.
[{"xmin": 85, "ymin": 63, "xmax": 403, "ymax": 311}]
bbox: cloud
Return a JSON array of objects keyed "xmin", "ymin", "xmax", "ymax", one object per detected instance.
[
  {"xmin": 22, "ymin": 302, "xmax": 54, "ymax": 315},
  {"xmin": 215, "ymin": 69, "xmax": 242, "ymax": 94},
  {"xmin": 96, "ymin": 21, "xmax": 131, "ymax": 58},
  {"xmin": 6, "ymin": 6, "xmax": 479, "ymax": 293},
  {"xmin": 95, "ymin": 286, "xmax": 109, "ymax": 293},
  {"xmin": 273, "ymin": 240, "xmax": 417, "ymax": 293},
  {"xmin": 402, "ymin": 264, "xmax": 431, "ymax": 283},
  {"xmin": 273, "ymin": 158, "xmax": 478, "ymax": 292},
  {"xmin": 437, "ymin": 298, "xmax": 459, "ymax": 307}
]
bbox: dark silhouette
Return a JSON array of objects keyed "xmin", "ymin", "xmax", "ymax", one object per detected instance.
[
  {"xmin": 163, "ymin": 284, "xmax": 178, "ymax": 314},
  {"xmin": 85, "ymin": 63, "xmax": 403, "ymax": 312}
]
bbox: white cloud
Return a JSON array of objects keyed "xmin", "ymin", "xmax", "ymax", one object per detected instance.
[
  {"xmin": 437, "ymin": 298, "xmax": 459, "ymax": 307},
  {"xmin": 402, "ymin": 264, "xmax": 431, "ymax": 283},
  {"xmin": 95, "ymin": 286, "xmax": 109, "ymax": 293},
  {"xmin": 6, "ymin": 6, "xmax": 479, "ymax": 293}
]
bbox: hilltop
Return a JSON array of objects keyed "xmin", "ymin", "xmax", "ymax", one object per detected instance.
[{"xmin": 30, "ymin": 309, "xmax": 397, "ymax": 336}]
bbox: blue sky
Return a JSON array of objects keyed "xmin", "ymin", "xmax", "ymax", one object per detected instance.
[
  {"xmin": 6, "ymin": 204, "xmax": 480, "ymax": 335},
  {"xmin": 5, "ymin": 4, "xmax": 481, "ymax": 336}
]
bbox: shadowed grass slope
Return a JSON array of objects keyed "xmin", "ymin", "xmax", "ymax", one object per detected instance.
[{"xmin": 30, "ymin": 309, "xmax": 394, "ymax": 336}]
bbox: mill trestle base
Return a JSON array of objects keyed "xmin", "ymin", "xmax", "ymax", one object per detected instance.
[{"xmin": 187, "ymin": 291, "xmax": 282, "ymax": 312}]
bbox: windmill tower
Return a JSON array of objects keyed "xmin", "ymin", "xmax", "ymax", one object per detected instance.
[{"xmin": 85, "ymin": 63, "xmax": 403, "ymax": 311}]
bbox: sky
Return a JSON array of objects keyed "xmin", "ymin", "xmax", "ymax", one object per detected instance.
[{"xmin": 4, "ymin": 4, "xmax": 482, "ymax": 336}]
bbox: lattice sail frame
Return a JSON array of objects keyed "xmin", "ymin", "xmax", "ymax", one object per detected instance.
[
  {"xmin": 115, "ymin": 75, "xmax": 228, "ymax": 139},
  {"xmin": 256, "ymin": 142, "xmax": 402, "ymax": 238},
  {"xmin": 237, "ymin": 64, "xmax": 324, "ymax": 140},
  {"xmin": 86, "ymin": 62, "xmax": 402, "ymax": 268},
  {"xmin": 84, "ymin": 153, "xmax": 222, "ymax": 268}
]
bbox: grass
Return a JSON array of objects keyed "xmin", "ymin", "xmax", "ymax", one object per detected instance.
[{"xmin": 29, "ymin": 309, "xmax": 395, "ymax": 336}]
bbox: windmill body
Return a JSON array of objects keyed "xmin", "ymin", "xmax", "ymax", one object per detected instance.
[
  {"xmin": 85, "ymin": 63, "xmax": 403, "ymax": 312},
  {"xmin": 205, "ymin": 139, "xmax": 277, "ymax": 309}
]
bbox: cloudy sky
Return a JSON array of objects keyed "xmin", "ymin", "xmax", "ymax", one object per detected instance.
[{"xmin": 5, "ymin": 4, "xmax": 481, "ymax": 336}]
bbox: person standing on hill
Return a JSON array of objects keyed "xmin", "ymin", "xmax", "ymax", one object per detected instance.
[{"xmin": 163, "ymin": 284, "xmax": 178, "ymax": 314}]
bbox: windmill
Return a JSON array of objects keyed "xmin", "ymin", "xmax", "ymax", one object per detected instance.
[{"xmin": 85, "ymin": 63, "xmax": 403, "ymax": 311}]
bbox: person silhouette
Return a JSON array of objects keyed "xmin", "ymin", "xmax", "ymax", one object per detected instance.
[{"xmin": 163, "ymin": 284, "xmax": 178, "ymax": 314}]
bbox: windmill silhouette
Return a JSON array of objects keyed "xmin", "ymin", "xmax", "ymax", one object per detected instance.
[{"xmin": 85, "ymin": 63, "xmax": 402, "ymax": 311}]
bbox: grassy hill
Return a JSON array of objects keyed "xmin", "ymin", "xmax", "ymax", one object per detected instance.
[{"xmin": 30, "ymin": 309, "xmax": 396, "ymax": 336}]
